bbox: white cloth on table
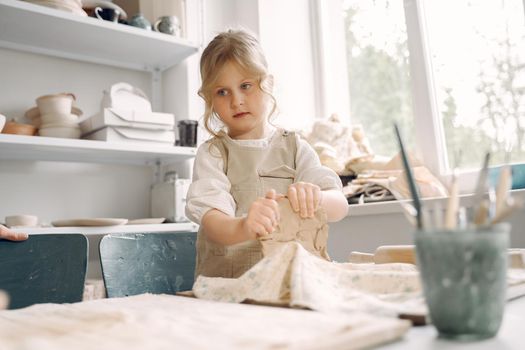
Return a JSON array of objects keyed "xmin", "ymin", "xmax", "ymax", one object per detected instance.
[
  {"xmin": 193, "ymin": 242, "xmax": 426, "ymax": 318},
  {"xmin": 193, "ymin": 243, "xmax": 525, "ymax": 320},
  {"xmin": 0, "ymin": 293, "xmax": 410, "ymax": 350}
]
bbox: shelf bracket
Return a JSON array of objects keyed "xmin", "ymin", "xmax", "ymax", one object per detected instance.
[
  {"xmin": 151, "ymin": 68, "xmax": 162, "ymax": 112},
  {"xmin": 153, "ymin": 159, "xmax": 162, "ymax": 185}
]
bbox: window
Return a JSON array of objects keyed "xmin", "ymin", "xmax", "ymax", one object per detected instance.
[
  {"xmin": 342, "ymin": 0, "xmax": 415, "ymax": 157},
  {"xmin": 424, "ymin": 0, "xmax": 525, "ymax": 169},
  {"xmin": 318, "ymin": 0, "xmax": 525, "ymax": 180}
]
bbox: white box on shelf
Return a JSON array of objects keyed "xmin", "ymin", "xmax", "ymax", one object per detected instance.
[
  {"xmin": 151, "ymin": 178, "xmax": 191, "ymax": 223},
  {"xmin": 80, "ymin": 108, "xmax": 175, "ymax": 134},
  {"xmin": 83, "ymin": 126, "xmax": 175, "ymax": 145}
]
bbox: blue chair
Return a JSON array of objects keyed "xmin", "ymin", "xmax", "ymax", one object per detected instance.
[
  {"xmin": 99, "ymin": 232, "xmax": 196, "ymax": 298},
  {"xmin": 0, "ymin": 234, "xmax": 88, "ymax": 310}
]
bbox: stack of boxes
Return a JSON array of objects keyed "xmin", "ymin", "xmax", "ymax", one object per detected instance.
[{"xmin": 80, "ymin": 83, "xmax": 176, "ymax": 146}]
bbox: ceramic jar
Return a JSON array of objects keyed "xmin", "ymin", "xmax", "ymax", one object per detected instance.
[
  {"xmin": 154, "ymin": 16, "xmax": 181, "ymax": 36},
  {"xmin": 128, "ymin": 13, "xmax": 152, "ymax": 30}
]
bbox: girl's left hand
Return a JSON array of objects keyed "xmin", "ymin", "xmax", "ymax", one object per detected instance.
[
  {"xmin": 0, "ymin": 224, "xmax": 28, "ymax": 241},
  {"xmin": 287, "ymin": 182, "xmax": 322, "ymax": 218}
]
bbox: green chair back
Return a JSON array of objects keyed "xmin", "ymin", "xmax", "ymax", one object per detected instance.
[
  {"xmin": 0, "ymin": 234, "xmax": 88, "ymax": 310},
  {"xmin": 99, "ymin": 232, "xmax": 196, "ymax": 298}
]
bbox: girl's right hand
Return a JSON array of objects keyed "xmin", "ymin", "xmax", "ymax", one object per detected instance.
[{"xmin": 242, "ymin": 189, "xmax": 281, "ymax": 239}]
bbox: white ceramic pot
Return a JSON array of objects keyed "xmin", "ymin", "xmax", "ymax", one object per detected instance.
[
  {"xmin": 41, "ymin": 113, "xmax": 79, "ymax": 125},
  {"xmin": 36, "ymin": 93, "xmax": 76, "ymax": 115},
  {"xmin": 39, "ymin": 124, "xmax": 81, "ymax": 139}
]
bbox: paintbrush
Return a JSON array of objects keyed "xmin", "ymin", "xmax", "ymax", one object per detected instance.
[
  {"xmin": 444, "ymin": 173, "xmax": 459, "ymax": 229},
  {"xmin": 444, "ymin": 151, "xmax": 461, "ymax": 229},
  {"xmin": 495, "ymin": 165, "xmax": 512, "ymax": 219},
  {"xmin": 394, "ymin": 123, "xmax": 423, "ymax": 229},
  {"xmin": 471, "ymin": 152, "xmax": 491, "ymax": 226}
]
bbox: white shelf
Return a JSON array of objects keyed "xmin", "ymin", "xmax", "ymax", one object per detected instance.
[
  {"xmin": 10, "ymin": 222, "xmax": 199, "ymax": 235},
  {"xmin": 0, "ymin": 0, "xmax": 199, "ymax": 71},
  {"xmin": 0, "ymin": 134, "xmax": 197, "ymax": 165}
]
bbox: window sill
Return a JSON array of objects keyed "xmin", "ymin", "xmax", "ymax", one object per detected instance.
[{"xmin": 347, "ymin": 188, "xmax": 525, "ymax": 217}]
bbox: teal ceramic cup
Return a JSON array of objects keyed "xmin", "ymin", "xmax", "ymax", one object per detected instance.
[{"xmin": 415, "ymin": 224, "xmax": 510, "ymax": 341}]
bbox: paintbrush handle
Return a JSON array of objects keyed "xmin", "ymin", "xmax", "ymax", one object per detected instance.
[
  {"xmin": 491, "ymin": 197, "xmax": 522, "ymax": 225},
  {"xmin": 393, "ymin": 124, "xmax": 422, "ymax": 229},
  {"xmin": 444, "ymin": 178, "xmax": 459, "ymax": 229},
  {"xmin": 374, "ymin": 245, "xmax": 416, "ymax": 264},
  {"xmin": 495, "ymin": 165, "xmax": 511, "ymax": 217},
  {"xmin": 473, "ymin": 199, "xmax": 489, "ymax": 226}
]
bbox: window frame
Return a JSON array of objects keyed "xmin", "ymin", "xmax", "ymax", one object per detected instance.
[{"xmin": 311, "ymin": 0, "xmax": 488, "ymax": 192}]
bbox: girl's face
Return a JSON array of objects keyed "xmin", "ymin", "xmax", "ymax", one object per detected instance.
[{"xmin": 211, "ymin": 61, "xmax": 272, "ymax": 140}]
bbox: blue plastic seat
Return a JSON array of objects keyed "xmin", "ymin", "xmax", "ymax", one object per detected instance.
[
  {"xmin": 0, "ymin": 233, "xmax": 88, "ymax": 310},
  {"xmin": 99, "ymin": 232, "xmax": 196, "ymax": 298}
]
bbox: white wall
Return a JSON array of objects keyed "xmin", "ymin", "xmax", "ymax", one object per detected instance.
[
  {"xmin": 0, "ymin": 49, "xmax": 151, "ymax": 120},
  {"xmin": 197, "ymin": 0, "xmax": 318, "ymax": 132},
  {"xmin": 258, "ymin": 0, "xmax": 317, "ymax": 130},
  {"xmin": 0, "ymin": 160, "xmax": 152, "ymax": 225},
  {"xmin": 328, "ymin": 213, "xmax": 413, "ymax": 261}
]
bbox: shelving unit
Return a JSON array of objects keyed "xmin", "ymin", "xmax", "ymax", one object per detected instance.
[
  {"xmin": 0, "ymin": 134, "xmax": 197, "ymax": 165},
  {"xmin": 0, "ymin": 0, "xmax": 199, "ymax": 71},
  {"xmin": 0, "ymin": 0, "xmax": 201, "ymax": 236}
]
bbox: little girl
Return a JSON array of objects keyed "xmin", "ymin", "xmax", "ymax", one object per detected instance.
[{"xmin": 186, "ymin": 29, "xmax": 348, "ymax": 278}]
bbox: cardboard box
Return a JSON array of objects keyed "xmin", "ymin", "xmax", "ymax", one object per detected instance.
[
  {"xmin": 83, "ymin": 126, "xmax": 175, "ymax": 145},
  {"xmin": 80, "ymin": 108, "xmax": 175, "ymax": 134}
]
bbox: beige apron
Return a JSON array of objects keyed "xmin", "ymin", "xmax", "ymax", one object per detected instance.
[{"xmin": 195, "ymin": 129, "xmax": 330, "ymax": 278}]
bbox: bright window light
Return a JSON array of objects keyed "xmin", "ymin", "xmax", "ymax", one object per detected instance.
[
  {"xmin": 424, "ymin": 0, "xmax": 525, "ymax": 169},
  {"xmin": 342, "ymin": 0, "xmax": 415, "ymax": 158}
]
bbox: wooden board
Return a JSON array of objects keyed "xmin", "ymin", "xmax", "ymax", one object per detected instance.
[
  {"xmin": 99, "ymin": 232, "xmax": 196, "ymax": 298},
  {"xmin": 374, "ymin": 245, "xmax": 416, "ymax": 264},
  {"xmin": 0, "ymin": 233, "xmax": 88, "ymax": 309},
  {"xmin": 350, "ymin": 246, "xmax": 525, "ymax": 267}
]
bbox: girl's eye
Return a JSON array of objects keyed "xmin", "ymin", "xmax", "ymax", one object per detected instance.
[
  {"xmin": 216, "ymin": 89, "xmax": 228, "ymax": 96},
  {"xmin": 240, "ymin": 82, "xmax": 252, "ymax": 90}
]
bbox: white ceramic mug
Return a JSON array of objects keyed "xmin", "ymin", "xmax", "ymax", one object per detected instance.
[
  {"xmin": 94, "ymin": 7, "xmax": 120, "ymax": 22},
  {"xmin": 0, "ymin": 114, "xmax": 6, "ymax": 132}
]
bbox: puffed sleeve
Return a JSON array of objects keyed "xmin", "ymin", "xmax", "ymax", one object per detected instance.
[
  {"xmin": 295, "ymin": 136, "xmax": 343, "ymax": 191},
  {"xmin": 185, "ymin": 142, "xmax": 236, "ymax": 224}
]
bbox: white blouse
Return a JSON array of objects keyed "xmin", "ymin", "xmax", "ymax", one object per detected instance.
[{"xmin": 185, "ymin": 129, "xmax": 342, "ymax": 224}]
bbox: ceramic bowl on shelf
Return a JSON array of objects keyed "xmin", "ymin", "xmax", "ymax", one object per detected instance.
[
  {"xmin": 23, "ymin": 0, "xmax": 87, "ymax": 16},
  {"xmin": 25, "ymin": 106, "xmax": 83, "ymax": 128},
  {"xmin": 39, "ymin": 124, "xmax": 81, "ymax": 139},
  {"xmin": 1, "ymin": 121, "xmax": 37, "ymax": 136},
  {"xmin": 5, "ymin": 215, "xmax": 38, "ymax": 227},
  {"xmin": 41, "ymin": 113, "xmax": 79, "ymax": 125}
]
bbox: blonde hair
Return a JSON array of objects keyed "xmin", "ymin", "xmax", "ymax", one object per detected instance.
[{"xmin": 198, "ymin": 29, "xmax": 277, "ymax": 137}]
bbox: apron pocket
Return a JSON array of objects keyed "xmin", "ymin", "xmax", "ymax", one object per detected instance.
[{"xmin": 258, "ymin": 165, "xmax": 296, "ymax": 195}]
